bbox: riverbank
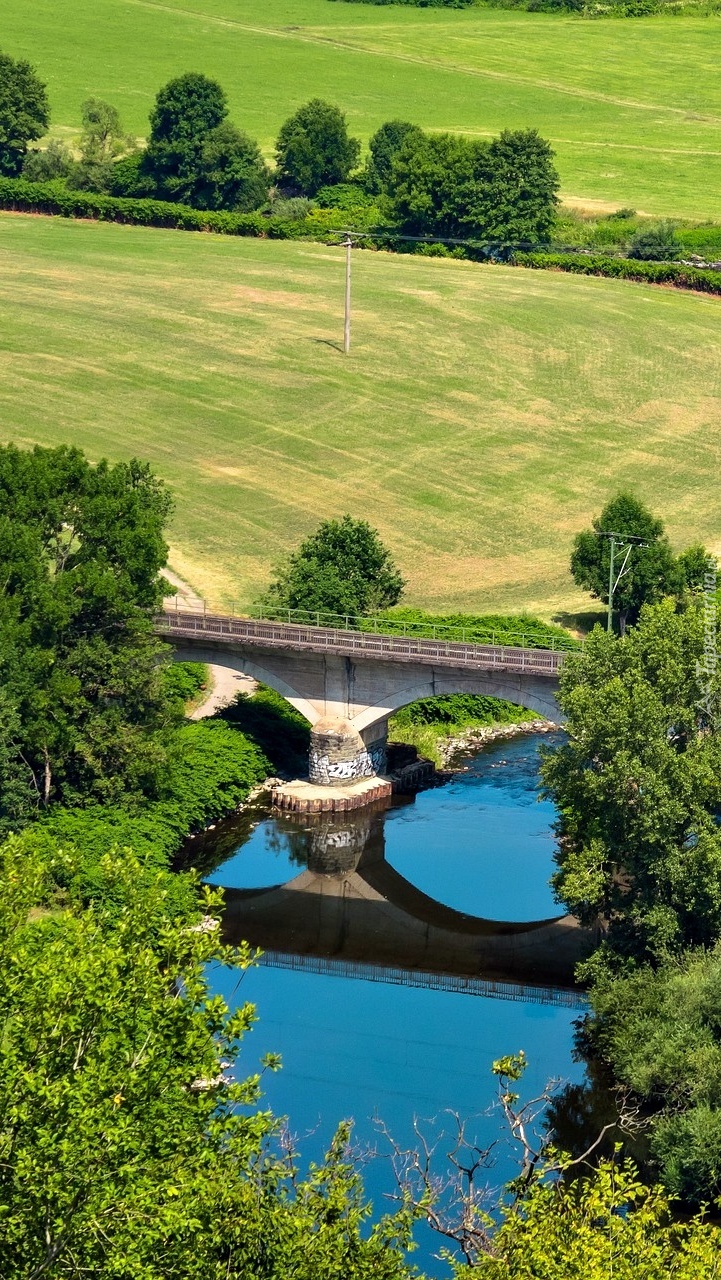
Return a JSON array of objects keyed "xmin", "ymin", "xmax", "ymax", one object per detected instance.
[
  {"xmin": 388, "ymin": 694, "xmax": 555, "ymax": 768},
  {"xmin": 439, "ymin": 718, "xmax": 560, "ymax": 768}
]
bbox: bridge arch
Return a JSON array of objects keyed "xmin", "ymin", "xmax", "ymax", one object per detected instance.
[
  {"xmin": 349, "ymin": 673, "xmax": 561, "ymax": 735},
  {"xmin": 169, "ymin": 643, "xmax": 316, "ymax": 725}
]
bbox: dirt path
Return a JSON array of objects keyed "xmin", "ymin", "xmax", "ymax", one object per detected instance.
[{"xmin": 162, "ymin": 568, "xmax": 258, "ymax": 717}]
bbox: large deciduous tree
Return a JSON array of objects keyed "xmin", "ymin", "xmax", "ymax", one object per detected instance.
[
  {"xmin": 570, "ymin": 493, "xmax": 681, "ymax": 634},
  {"xmin": 541, "ymin": 598, "xmax": 721, "ymax": 965},
  {"xmin": 193, "ymin": 121, "xmax": 271, "ymax": 212},
  {"xmin": 262, "ymin": 515, "xmax": 405, "ymax": 619},
  {"xmin": 275, "ymin": 100, "xmax": 360, "ymax": 195},
  {"xmin": 0, "ymin": 444, "xmax": 177, "ymax": 830},
  {"xmin": 143, "ymin": 72, "xmax": 228, "ymax": 203},
  {"xmin": 0, "ymin": 50, "xmax": 50, "ymax": 177},
  {"xmin": 142, "ymin": 74, "xmax": 269, "ymax": 210},
  {"xmin": 385, "ymin": 128, "xmax": 558, "ymax": 243}
]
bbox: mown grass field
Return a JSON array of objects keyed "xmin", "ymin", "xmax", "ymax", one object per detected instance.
[
  {"xmin": 2, "ymin": 0, "xmax": 721, "ymax": 218},
  {"xmin": 1, "ymin": 212, "xmax": 720, "ymax": 618}
]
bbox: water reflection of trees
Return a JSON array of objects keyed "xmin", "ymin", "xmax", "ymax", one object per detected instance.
[{"xmin": 548, "ymin": 1034, "xmax": 651, "ymax": 1172}]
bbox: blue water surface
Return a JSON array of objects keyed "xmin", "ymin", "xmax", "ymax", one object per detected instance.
[{"xmin": 204, "ymin": 732, "xmax": 584, "ymax": 1275}]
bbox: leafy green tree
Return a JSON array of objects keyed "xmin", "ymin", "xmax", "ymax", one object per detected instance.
[
  {"xmin": 470, "ymin": 1156, "xmax": 721, "ymax": 1279},
  {"xmin": 570, "ymin": 493, "xmax": 681, "ymax": 634},
  {"xmin": 385, "ymin": 128, "xmax": 558, "ymax": 242},
  {"xmin": 364, "ymin": 120, "xmax": 423, "ymax": 194},
  {"xmin": 79, "ymin": 97, "xmax": 131, "ymax": 164},
  {"xmin": 541, "ymin": 598, "xmax": 721, "ymax": 965},
  {"xmin": 22, "ymin": 139, "xmax": 73, "ymax": 182},
  {"xmin": 0, "ymin": 832, "xmax": 419, "ymax": 1277},
  {"xmin": 677, "ymin": 542, "xmax": 715, "ymax": 593},
  {"xmin": 143, "ymin": 72, "xmax": 228, "ymax": 202},
  {"xmin": 275, "ymin": 100, "xmax": 360, "ymax": 196},
  {"xmin": 385, "ymin": 131, "xmax": 480, "ymax": 238},
  {"xmin": 0, "ymin": 444, "xmax": 177, "ymax": 830},
  {"xmin": 193, "ymin": 121, "xmax": 271, "ymax": 211},
  {"xmin": 0, "ymin": 50, "xmax": 50, "ymax": 177},
  {"xmin": 262, "ymin": 515, "xmax": 405, "ymax": 619},
  {"xmin": 479, "ymin": 129, "xmax": 559, "ymax": 242}
]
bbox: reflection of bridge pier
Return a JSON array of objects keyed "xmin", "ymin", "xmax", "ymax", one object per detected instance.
[
  {"xmin": 221, "ymin": 807, "xmax": 593, "ymax": 995},
  {"xmin": 158, "ymin": 610, "xmax": 563, "ymax": 807}
]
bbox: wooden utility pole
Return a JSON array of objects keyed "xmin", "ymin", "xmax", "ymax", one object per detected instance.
[{"xmin": 343, "ymin": 235, "xmax": 352, "ymax": 355}]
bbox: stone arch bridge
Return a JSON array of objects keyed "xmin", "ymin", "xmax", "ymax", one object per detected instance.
[{"xmin": 156, "ymin": 610, "xmax": 564, "ymax": 784}]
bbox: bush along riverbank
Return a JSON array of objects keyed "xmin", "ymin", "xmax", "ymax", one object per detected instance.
[{"xmin": 388, "ymin": 694, "xmax": 554, "ymax": 768}]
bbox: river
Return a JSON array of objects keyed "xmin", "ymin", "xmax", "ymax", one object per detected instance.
[{"xmin": 198, "ymin": 731, "xmax": 587, "ymax": 1274}]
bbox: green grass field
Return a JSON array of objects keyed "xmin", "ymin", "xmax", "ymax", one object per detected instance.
[
  {"xmin": 2, "ymin": 0, "xmax": 721, "ymax": 218},
  {"xmin": 1, "ymin": 212, "xmax": 720, "ymax": 619}
]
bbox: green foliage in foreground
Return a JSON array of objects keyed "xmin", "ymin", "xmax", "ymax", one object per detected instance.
[
  {"xmin": 41, "ymin": 719, "xmax": 270, "ymax": 872},
  {"xmin": 0, "ymin": 834, "xmax": 419, "ymax": 1277},
  {"xmin": 542, "ymin": 598, "xmax": 721, "ymax": 965},
  {"xmin": 589, "ymin": 944, "xmax": 721, "ymax": 1206},
  {"xmin": 471, "ymin": 1158, "xmax": 721, "ymax": 1279},
  {"xmin": 0, "ymin": 443, "xmax": 177, "ymax": 832}
]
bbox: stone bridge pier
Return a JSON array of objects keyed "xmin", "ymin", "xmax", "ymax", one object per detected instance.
[{"xmin": 167, "ymin": 622, "xmax": 562, "ymax": 796}]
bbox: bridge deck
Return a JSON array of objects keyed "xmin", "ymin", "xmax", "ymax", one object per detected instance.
[{"xmin": 156, "ymin": 609, "xmax": 564, "ymax": 676}]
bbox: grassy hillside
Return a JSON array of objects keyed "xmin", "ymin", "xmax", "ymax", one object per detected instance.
[
  {"xmin": 3, "ymin": 0, "xmax": 721, "ymax": 218},
  {"xmin": 1, "ymin": 212, "xmax": 720, "ymax": 618}
]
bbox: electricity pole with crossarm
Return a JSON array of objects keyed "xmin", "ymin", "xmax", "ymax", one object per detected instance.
[{"xmin": 595, "ymin": 531, "xmax": 649, "ymax": 633}]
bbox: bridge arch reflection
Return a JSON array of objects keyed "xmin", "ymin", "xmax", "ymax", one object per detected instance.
[{"xmin": 218, "ymin": 802, "xmax": 593, "ymax": 1003}]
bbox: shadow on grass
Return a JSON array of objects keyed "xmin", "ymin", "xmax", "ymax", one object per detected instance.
[
  {"xmin": 553, "ymin": 609, "xmax": 607, "ymax": 638},
  {"xmin": 312, "ymin": 337, "xmax": 345, "ymax": 354}
]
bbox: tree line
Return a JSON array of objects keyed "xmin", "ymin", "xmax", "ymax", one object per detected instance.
[{"xmin": 0, "ymin": 50, "xmax": 559, "ymax": 244}]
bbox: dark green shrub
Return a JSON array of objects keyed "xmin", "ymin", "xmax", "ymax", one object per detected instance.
[
  {"xmin": 162, "ymin": 661, "xmax": 208, "ymax": 706},
  {"xmin": 109, "ymin": 153, "xmax": 157, "ymax": 198},
  {"xmin": 514, "ymin": 251, "xmax": 721, "ymax": 296},
  {"xmin": 221, "ymin": 685, "xmax": 310, "ymax": 777},
  {"xmin": 22, "ymin": 141, "xmax": 73, "ymax": 183},
  {"xmin": 314, "ymin": 182, "xmax": 374, "ymax": 210},
  {"xmin": 627, "ymin": 219, "xmax": 679, "ymax": 261}
]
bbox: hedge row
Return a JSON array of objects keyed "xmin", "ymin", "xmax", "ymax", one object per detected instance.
[
  {"xmin": 513, "ymin": 251, "xmax": 721, "ymax": 297},
  {"xmin": 363, "ymin": 607, "xmax": 580, "ymax": 651},
  {"xmin": 4, "ymin": 178, "xmax": 721, "ymax": 299},
  {"xmin": 0, "ymin": 177, "xmax": 330, "ymax": 239}
]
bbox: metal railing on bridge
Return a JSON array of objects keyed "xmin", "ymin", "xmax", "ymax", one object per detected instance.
[
  {"xmin": 163, "ymin": 598, "xmax": 577, "ymax": 651},
  {"xmin": 259, "ymin": 950, "xmax": 586, "ymax": 1009},
  {"xmin": 156, "ymin": 607, "xmax": 565, "ymax": 676}
]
